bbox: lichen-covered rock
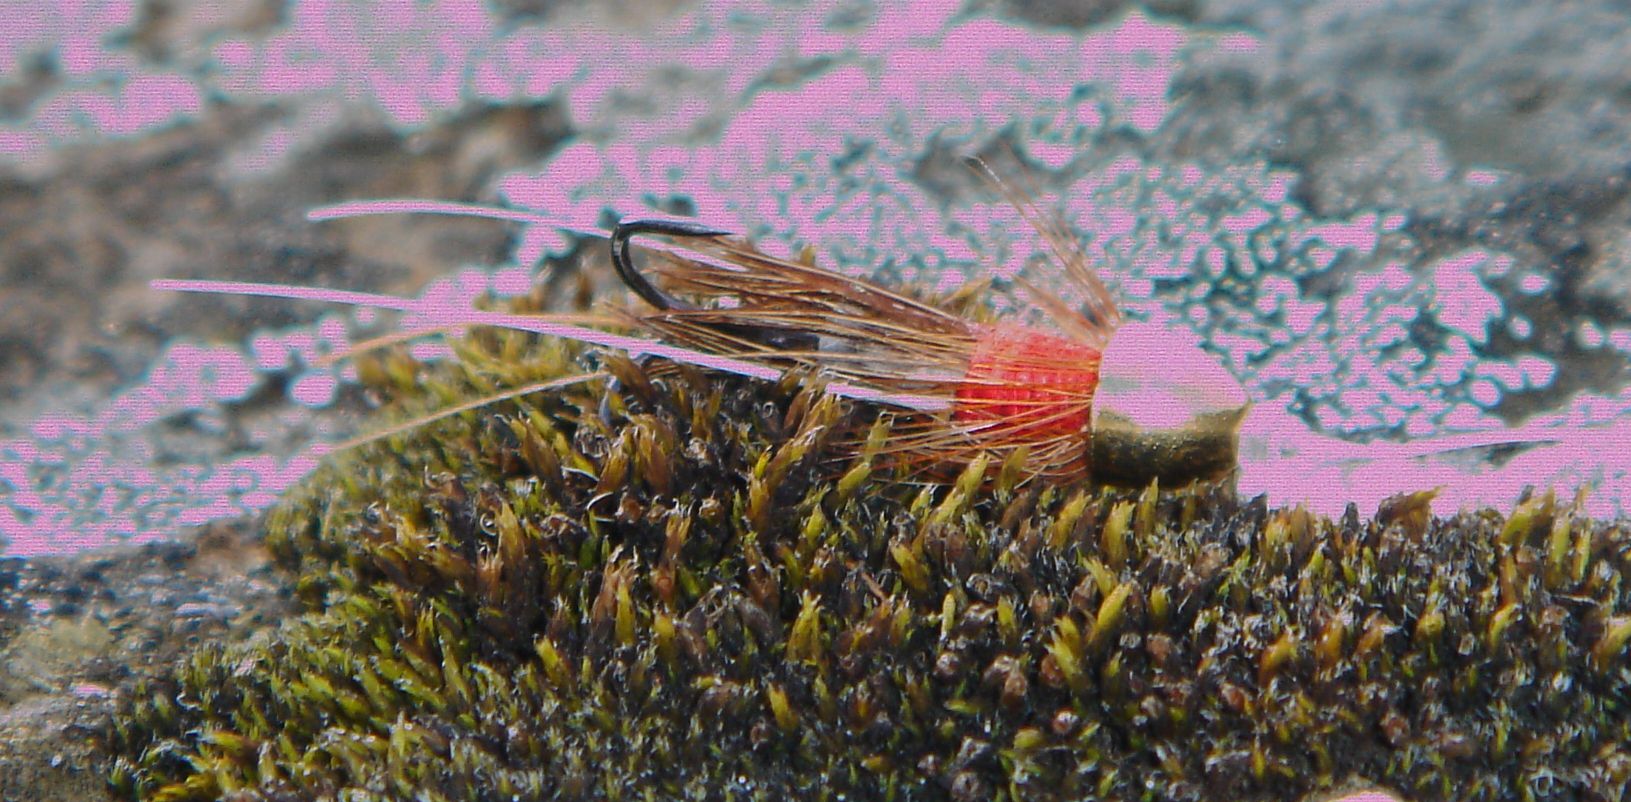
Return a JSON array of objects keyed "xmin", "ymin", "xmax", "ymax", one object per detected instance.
[{"xmin": 112, "ymin": 325, "xmax": 1631, "ymax": 802}]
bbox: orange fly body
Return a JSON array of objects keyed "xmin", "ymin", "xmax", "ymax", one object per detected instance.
[
  {"xmin": 953, "ymin": 323, "xmax": 1103, "ymax": 438},
  {"xmin": 154, "ymin": 161, "xmax": 1251, "ymax": 487}
]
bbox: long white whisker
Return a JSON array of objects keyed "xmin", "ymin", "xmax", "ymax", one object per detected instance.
[
  {"xmin": 308, "ymin": 199, "xmax": 612, "ymax": 240},
  {"xmin": 308, "ymin": 199, "xmax": 757, "ymax": 282},
  {"xmin": 150, "ymin": 278, "xmax": 952, "ymax": 413},
  {"xmin": 152, "ymin": 279, "xmax": 421, "ymax": 312}
]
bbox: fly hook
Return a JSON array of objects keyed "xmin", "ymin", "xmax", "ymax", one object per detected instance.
[
  {"xmin": 611, "ymin": 217, "xmax": 821, "ymax": 352},
  {"xmin": 611, "ymin": 217, "xmax": 728, "ymax": 312}
]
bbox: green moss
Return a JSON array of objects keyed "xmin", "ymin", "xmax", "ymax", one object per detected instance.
[{"xmin": 112, "ymin": 320, "xmax": 1631, "ymax": 802}]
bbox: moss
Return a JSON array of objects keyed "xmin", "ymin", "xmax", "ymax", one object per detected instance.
[{"xmin": 111, "ymin": 318, "xmax": 1631, "ymax": 802}]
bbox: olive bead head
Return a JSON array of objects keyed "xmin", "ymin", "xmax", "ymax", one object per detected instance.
[{"xmin": 1089, "ymin": 320, "xmax": 1250, "ymax": 486}]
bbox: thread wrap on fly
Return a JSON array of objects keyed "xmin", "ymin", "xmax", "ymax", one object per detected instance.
[{"xmin": 953, "ymin": 322, "xmax": 1101, "ymax": 439}]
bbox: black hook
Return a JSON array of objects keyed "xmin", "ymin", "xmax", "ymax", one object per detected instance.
[
  {"xmin": 610, "ymin": 216, "xmax": 821, "ymax": 353},
  {"xmin": 610, "ymin": 217, "xmax": 732, "ymax": 312}
]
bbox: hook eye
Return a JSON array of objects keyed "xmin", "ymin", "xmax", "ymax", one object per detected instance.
[{"xmin": 611, "ymin": 217, "xmax": 733, "ymax": 311}]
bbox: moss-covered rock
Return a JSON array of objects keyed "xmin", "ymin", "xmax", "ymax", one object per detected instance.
[{"xmin": 111, "ymin": 321, "xmax": 1631, "ymax": 801}]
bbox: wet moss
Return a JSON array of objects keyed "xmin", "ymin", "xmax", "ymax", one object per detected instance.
[{"xmin": 111, "ymin": 320, "xmax": 1631, "ymax": 801}]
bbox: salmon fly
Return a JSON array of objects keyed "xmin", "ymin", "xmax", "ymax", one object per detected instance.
[{"xmin": 154, "ymin": 161, "xmax": 1251, "ymax": 488}]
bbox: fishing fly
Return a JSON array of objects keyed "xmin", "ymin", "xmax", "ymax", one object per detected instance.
[
  {"xmin": 152, "ymin": 161, "xmax": 1253, "ymax": 488},
  {"xmin": 151, "ymin": 168, "xmax": 1622, "ymax": 515}
]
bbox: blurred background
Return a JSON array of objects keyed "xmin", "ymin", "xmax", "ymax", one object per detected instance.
[{"xmin": 4, "ymin": 0, "xmax": 1631, "ymax": 555}]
